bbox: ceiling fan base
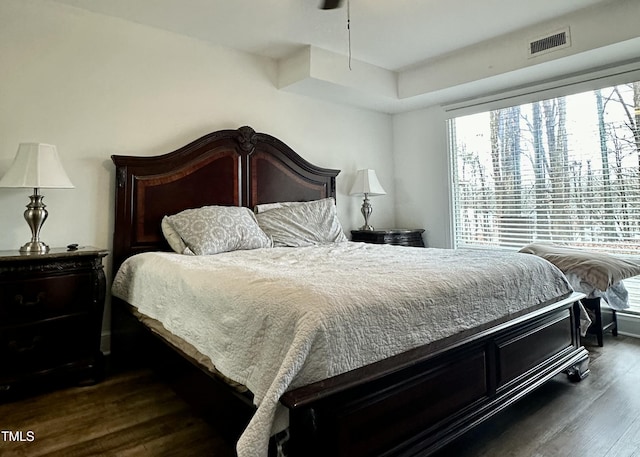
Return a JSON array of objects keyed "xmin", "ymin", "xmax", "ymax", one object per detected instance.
[{"xmin": 320, "ymin": 0, "xmax": 344, "ymax": 10}]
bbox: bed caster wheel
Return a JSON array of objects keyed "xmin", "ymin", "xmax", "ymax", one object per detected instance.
[{"xmin": 565, "ymin": 358, "xmax": 590, "ymax": 382}]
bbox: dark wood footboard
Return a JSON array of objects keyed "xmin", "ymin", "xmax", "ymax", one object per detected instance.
[
  {"xmin": 111, "ymin": 292, "xmax": 587, "ymax": 457},
  {"xmin": 281, "ymin": 293, "xmax": 588, "ymax": 457}
]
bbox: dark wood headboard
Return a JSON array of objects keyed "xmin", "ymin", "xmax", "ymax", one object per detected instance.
[{"xmin": 111, "ymin": 126, "xmax": 340, "ymax": 270}]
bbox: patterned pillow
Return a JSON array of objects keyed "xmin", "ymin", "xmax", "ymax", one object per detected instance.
[
  {"xmin": 164, "ymin": 206, "xmax": 272, "ymax": 255},
  {"xmin": 161, "ymin": 216, "xmax": 194, "ymax": 255},
  {"xmin": 255, "ymin": 198, "xmax": 347, "ymax": 247}
]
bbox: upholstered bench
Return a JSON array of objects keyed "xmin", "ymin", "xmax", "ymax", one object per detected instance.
[{"xmin": 520, "ymin": 243, "xmax": 640, "ymax": 346}]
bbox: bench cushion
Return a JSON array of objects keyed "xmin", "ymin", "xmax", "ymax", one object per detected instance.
[{"xmin": 519, "ymin": 243, "xmax": 640, "ymax": 291}]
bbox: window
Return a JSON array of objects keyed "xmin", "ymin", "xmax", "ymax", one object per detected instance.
[{"xmin": 449, "ymin": 80, "xmax": 640, "ymax": 311}]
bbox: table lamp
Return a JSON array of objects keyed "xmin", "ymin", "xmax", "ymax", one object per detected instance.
[
  {"xmin": 0, "ymin": 143, "xmax": 74, "ymax": 253},
  {"xmin": 349, "ymin": 168, "xmax": 386, "ymax": 231}
]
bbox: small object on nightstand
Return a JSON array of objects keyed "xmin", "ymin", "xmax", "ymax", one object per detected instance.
[
  {"xmin": 0, "ymin": 246, "xmax": 108, "ymax": 397},
  {"xmin": 351, "ymin": 229, "xmax": 425, "ymax": 247},
  {"xmin": 67, "ymin": 243, "xmax": 79, "ymax": 251}
]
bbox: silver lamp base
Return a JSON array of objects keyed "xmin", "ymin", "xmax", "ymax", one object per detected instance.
[
  {"xmin": 20, "ymin": 189, "xmax": 50, "ymax": 254},
  {"xmin": 359, "ymin": 194, "xmax": 375, "ymax": 231},
  {"xmin": 20, "ymin": 241, "xmax": 50, "ymax": 254}
]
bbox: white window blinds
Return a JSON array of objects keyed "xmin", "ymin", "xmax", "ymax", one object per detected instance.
[{"xmin": 449, "ymin": 80, "xmax": 640, "ymax": 310}]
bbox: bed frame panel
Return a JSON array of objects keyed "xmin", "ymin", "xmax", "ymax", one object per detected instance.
[
  {"xmin": 281, "ymin": 296, "xmax": 586, "ymax": 457},
  {"xmin": 111, "ymin": 126, "xmax": 589, "ymax": 457}
]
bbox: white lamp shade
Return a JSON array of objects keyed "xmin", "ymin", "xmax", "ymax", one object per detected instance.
[
  {"xmin": 0, "ymin": 143, "xmax": 74, "ymax": 188},
  {"xmin": 349, "ymin": 169, "xmax": 386, "ymax": 196}
]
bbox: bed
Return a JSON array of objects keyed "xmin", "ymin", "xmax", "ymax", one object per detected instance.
[{"xmin": 110, "ymin": 126, "xmax": 589, "ymax": 457}]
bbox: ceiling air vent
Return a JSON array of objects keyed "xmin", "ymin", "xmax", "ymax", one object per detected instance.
[{"xmin": 528, "ymin": 27, "xmax": 571, "ymax": 57}]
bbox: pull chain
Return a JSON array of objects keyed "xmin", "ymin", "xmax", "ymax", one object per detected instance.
[{"xmin": 347, "ymin": 0, "xmax": 352, "ymax": 70}]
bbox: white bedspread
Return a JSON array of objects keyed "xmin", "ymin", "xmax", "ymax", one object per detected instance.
[{"xmin": 111, "ymin": 242, "xmax": 573, "ymax": 457}]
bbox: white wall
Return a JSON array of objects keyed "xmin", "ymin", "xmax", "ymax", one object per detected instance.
[
  {"xmin": 392, "ymin": 107, "xmax": 450, "ymax": 248},
  {"xmin": 0, "ymin": 0, "xmax": 395, "ymax": 259}
]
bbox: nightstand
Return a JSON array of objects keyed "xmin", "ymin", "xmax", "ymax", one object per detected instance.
[
  {"xmin": 351, "ymin": 229, "xmax": 425, "ymax": 247},
  {"xmin": 0, "ymin": 246, "xmax": 108, "ymax": 396}
]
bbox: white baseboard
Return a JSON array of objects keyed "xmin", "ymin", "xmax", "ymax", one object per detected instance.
[{"xmin": 617, "ymin": 312, "xmax": 640, "ymax": 338}]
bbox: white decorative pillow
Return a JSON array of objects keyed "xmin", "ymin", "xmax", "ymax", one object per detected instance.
[
  {"xmin": 163, "ymin": 206, "xmax": 272, "ymax": 255},
  {"xmin": 255, "ymin": 198, "xmax": 347, "ymax": 247},
  {"xmin": 255, "ymin": 200, "xmax": 305, "ymax": 213}
]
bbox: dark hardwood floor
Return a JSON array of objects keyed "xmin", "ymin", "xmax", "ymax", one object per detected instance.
[
  {"xmin": 1, "ymin": 334, "xmax": 639, "ymax": 457},
  {"xmin": 0, "ymin": 368, "xmax": 238, "ymax": 457}
]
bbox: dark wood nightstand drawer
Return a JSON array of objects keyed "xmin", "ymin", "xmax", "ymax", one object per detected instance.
[
  {"xmin": 0, "ymin": 272, "xmax": 94, "ymax": 324},
  {"xmin": 351, "ymin": 229, "xmax": 425, "ymax": 247},
  {"xmin": 0, "ymin": 315, "xmax": 94, "ymax": 377}
]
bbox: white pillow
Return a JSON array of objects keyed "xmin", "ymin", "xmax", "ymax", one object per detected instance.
[
  {"xmin": 255, "ymin": 200, "xmax": 306, "ymax": 213},
  {"xmin": 255, "ymin": 198, "xmax": 347, "ymax": 247},
  {"xmin": 163, "ymin": 206, "xmax": 272, "ymax": 255}
]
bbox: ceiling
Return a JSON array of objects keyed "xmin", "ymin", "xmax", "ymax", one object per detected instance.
[{"xmin": 49, "ymin": 0, "xmax": 609, "ymax": 71}]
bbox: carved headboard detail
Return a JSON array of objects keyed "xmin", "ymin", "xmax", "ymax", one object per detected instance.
[{"xmin": 111, "ymin": 126, "xmax": 340, "ymax": 270}]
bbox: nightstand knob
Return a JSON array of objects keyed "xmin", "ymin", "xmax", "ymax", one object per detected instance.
[
  {"xmin": 8, "ymin": 336, "xmax": 42, "ymax": 353},
  {"xmin": 14, "ymin": 292, "xmax": 46, "ymax": 307}
]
